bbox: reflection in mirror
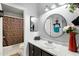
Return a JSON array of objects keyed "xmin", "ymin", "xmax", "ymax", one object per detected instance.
[
  {"xmin": 44, "ymin": 14, "xmax": 67, "ymax": 38},
  {"xmin": 30, "ymin": 16, "xmax": 38, "ymax": 32}
]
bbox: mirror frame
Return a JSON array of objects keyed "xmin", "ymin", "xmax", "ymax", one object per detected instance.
[{"xmin": 44, "ymin": 14, "xmax": 67, "ymax": 38}]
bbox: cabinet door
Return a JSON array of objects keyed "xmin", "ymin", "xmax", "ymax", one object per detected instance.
[
  {"xmin": 29, "ymin": 43, "xmax": 34, "ymax": 56},
  {"xmin": 42, "ymin": 50, "xmax": 53, "ymax": 56},
  {"xmin": 29, "ymin": 43, "xmax": 41, "ymax": 56},
  {"xmin": 29, "ymin": 43, "xmax": 54, "ymax": 56},
  {"xmin": 33, "ymin": 46, "xmax": 41, "ymax": 56}
]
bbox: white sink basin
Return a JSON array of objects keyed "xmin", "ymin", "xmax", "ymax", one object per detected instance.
[
  {"xmin": 38, "ymin": 40, "xmax": 55, "ymax": 49},
  {"xmin": 35, "ymin": 40, "xmax": 63, "ymax": 49},
  {"xmin": 42, "ymin": 43, "xmax": 55, "ymax": 49},
  {"xmin": 38, "ymin": 40, "xmax": 64, "ymax": 50}
]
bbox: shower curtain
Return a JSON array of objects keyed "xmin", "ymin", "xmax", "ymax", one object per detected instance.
[{"xmin": 3, "ymin": 16, "xmax": 24, "ymax": 46}]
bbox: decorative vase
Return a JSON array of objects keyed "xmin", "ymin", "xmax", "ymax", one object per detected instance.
[{"xmin": 69, "ymin": 32, "xmax": 77, "ymax": 52}]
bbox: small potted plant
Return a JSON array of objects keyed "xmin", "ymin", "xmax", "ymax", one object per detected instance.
[
  {"xmin": 68, "ymin": 3, "xmax": 79, "ymax": 13},
  {"xmin": 63, "ymin": 24, "xmax": 78, "ymax": 52},
  {"xmin": 63, "ymin": 25, "xmax": 77, "ymax": 33}
]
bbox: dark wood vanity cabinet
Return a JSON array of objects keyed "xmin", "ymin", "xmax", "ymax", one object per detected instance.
[
  {"xmin": 33, "ymin": 45, "xmax": 41, "ymax": 56},
  {"xmin": 29, "ymin": 43, "xmax": 34, "ymax": 56},
  {"xmin": 41, "ymin": 50, "xmax": 52, "ymax": 56},
  {"xmin": 29, "ymin": 43, "xmax": 41, "ymax": 56},
  {"xmin": 29, "ymin": 43, "xmax": 54, "ymax": 56}
]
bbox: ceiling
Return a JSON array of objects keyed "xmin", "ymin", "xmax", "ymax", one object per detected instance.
[
  {"xmin": 2, "ymin": 4, "xmax": 23, "ymax": 15},
  {"xmin": 2, "ymin": 3, "xmax": 66, "ymax": 16}
]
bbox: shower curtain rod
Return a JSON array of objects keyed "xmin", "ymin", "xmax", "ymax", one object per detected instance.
[{"xmin": 4, "ymin": 15, "xmax": 24, "ymax": 19}]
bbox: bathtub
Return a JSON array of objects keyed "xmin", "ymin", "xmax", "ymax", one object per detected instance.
[{"xmin": 3, "ymin": 43, "xmax": 24, "ymax": 56}]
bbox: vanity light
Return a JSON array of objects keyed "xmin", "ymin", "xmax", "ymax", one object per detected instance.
[
  {"xmin": 44, "ymin": 5, "xmax": 50, "ymax": 12},
  {"xmin": 45, "ymin": 8, "xmax": 50, "ymax": 12},
  {"xmin": 51, "ymin": 4, "xmax": 57, "ymax": 9}
]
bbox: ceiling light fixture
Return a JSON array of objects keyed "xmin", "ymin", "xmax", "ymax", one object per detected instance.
[
  {"xmin": 45, "ymin": 8, "xmax": 50, "ymax": 11},
  {"xmin": 51, "ymin": 4, "xmax": 57, "ymax": 9},
  {"xmin": 45, "ymin": 5, "xmax": 50, "ymax": 12}
]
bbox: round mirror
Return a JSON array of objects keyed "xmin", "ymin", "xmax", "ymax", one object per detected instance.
[{"xmin": 44, "ymin": 14, "xmax": 67, "ymax": 38}]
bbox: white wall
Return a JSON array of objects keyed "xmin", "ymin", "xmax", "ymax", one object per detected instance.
[
  {"xmin": 39, "ymin": 5, "xmax": 79, "ymax": 46},
  {"xmin": 23, "ymin": 4, "xmax": 39, "ymax": 56},
  {"xmin": 0, "ymin": 4, "xmax": 3, "ymax": 56},
  {"xmin": 3, "ymin": 3, "xmax": 38, "ymax": 56}
]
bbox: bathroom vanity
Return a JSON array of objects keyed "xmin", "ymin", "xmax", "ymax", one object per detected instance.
[
  {"xmin": 28, "ymin": 39, "xmax": 79, "ymax": 56},
  {"xmin": 29, "ymin": 43, "xmax": 53, "ymax": 56}
]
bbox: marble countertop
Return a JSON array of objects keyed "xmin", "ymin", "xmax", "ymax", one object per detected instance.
[{"xmin": 28, "ymin": 39, "xmax": 79, "ymax": 56}]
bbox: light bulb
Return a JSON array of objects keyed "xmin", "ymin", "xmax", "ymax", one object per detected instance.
[
  {"xmin": 51, "ymin": 4, "xmax": 57, "ymax": 9},
  {"xmin": 45, "ymin": 8, "xmax": 50, "ymax": 11}
]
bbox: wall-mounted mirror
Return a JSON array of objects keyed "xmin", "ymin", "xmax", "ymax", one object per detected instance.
[
  {"xmin": 30, "ymin": 16, "xmax": 38, "ymax": 32},
  {"xmin": 44, "ymin": 14, "xmax": 67, "ymax": 38}
]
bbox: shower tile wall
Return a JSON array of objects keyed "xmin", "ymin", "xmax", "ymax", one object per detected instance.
[{"xmin": 3, "ymin": 16, "xmax": 24, "ymax": 46}]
